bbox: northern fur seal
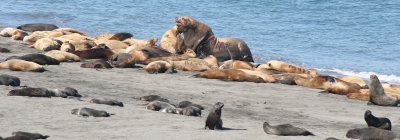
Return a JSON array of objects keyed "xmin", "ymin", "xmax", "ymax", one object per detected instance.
[
  {"xmin": 181, "ymin": 106, "xmax": 202, "ymax": 117},
  {"xmin": 176, "ymin": 16, "xmax": 254, "ymax": 62},
  {"xmin": 8, "ymin": 88, "xmax": 52, "ymax": 97},
  {"xmin": 90, "ymin": 98, "xmax": 123, "ymax": 107},
  {"xmin": 72, "ymin": 45, "xmax": 114, "ymax": 60},
  {"xmin": 219, "ymin": 60, "xmax": 254, "ymax": 70},
  {"xmin": 178, "ymin": 101, "xmax": 204, "ymax": 110},
  {"xmin": 205, "ymin": 102, "xmax": 224, "ymax": 130},
  {"xmin": 31, "ymin": 38, "xmax": 62, "ymax": 51},
  {"xmin": 195, "ymin": 69, "xmax": 266, "ymax": 83},
  {"xmin": 95, "ymin": 32, "xmax": 133, "ymax": 41},
  {"xmin": 172, "ymin": 56, "xmax": 218, "ymax": 71},
  {"xmin": 6, "ymin": 54, "xmax": 60, "ymax": 65},
  {"xmin": 0, "ymin": 47, "xmax": 10, "ymax": 53},
  {"xmin": 263, "ymin": 122, "xmax": 314, "ymax": 136},
  {"xmin": 44, "ymin": 50, "xmax": 81, "ymax": 62},
  {"xmin": 17, "ymin": 23, "xmax": 58, "ymax": 32},
  {"xmin": 11, "ymin": 30, "xmax": 28, "ymax": 40},
  {"xmin": 80, "ymin": 59, "xmax": 112, "ymax": 68},
  {"xmin": 146, "ymin": 100, "xmax": 180, "ymax": 114},
  {"xmin": 0, "ymin": 74, "xmax": 20, "ymax": 86},
  {"xmin": 71, "ymin": 107, "xmax": 111, "ymax": 117},
  {"xmin": 160, "ymin": 26, "xmax": 184, "ymax": 54},
  {"xmin": 139, "ymin": 95, "xmax": 169, "ymax": 103},
  {"xmin": 369, "ymin": 74, "xmax": 399, "ymax": 106},
  {"xmin": 264, "ymin": 60, "xmax": 319, "ymax": 77},
  {"xmin": 48, "ymin": 87, "xmax": 81, "ymax": 98},
  {"xmin": 364, "ymin": 110, "xmax": 391, "ymax": 130},
  {"xmin": 110, "ymin": 53, "xmax": 135, "ymax": 68},
  {"xmin": 346, "ymin": 127, "xmax": 399, "ymax": 140},
  {"xmin": 12, "ymin": 131, "xmax": 49, "ymax": 139},
  {"xmin": 0, "ymin": 59, "xmax": 45, "ymax": 72},
  {"xmin": 1, "ymin": 135, "xmax": 35, "ymax": 140}
]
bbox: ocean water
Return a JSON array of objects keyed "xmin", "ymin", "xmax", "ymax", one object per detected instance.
[{"xmin": 1, "ymin": 0, "xmax": 399, "ymax": 83}]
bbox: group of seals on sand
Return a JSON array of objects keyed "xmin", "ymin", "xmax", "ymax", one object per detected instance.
[{"xmin": 140, "ymin": 95, "xmax": 204, "ymax": 117}]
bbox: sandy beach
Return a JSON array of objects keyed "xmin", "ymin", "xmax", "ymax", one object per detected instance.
[{"xmin": 0, "ymin": 35, "xmax": 399, "ymax": 140}]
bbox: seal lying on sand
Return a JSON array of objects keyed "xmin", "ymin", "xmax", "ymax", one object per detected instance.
[
  {"xmin": 12, "ymin": 131, "xmax": 49, "ymax": 139},
  {"xmin": 0, "ymin": 74, "xmax": 20, "ymax": 86},
  {"xmin": 0, "ymin": 47, "xmax": 10, "ymax": 53},
  {"xmin": 294, "ymin": 75, "xmax": 361, "ymax": 95},
  {"xmin": 90, "ymin": 98, "xmax": 123, "ymax": 107},
  {"xmin": 71, "ymin": 107, "xmax": 111, "ymax": 117},
  {"xmin": 0, "ymin": 59, "xmax": 46, "ymax": 72},
  {"xmin": 146, "ymin": 101, "xmax": 180, "ymax": 114},
  {"xmin": 369, "ymin": 74, "xmax": 399, "ymax": 106},
  {"xmin": 48, "ymin": 87, "xmax": 81, "ymax": 98},
  {"xmin": 80, "ymin": 59, "xmax": 112, "ymax": 68},
  {"xmin": 17, "ymin": 23, "xmax": 58, "ymax": 32},
  {"xmin": 181, "ymin": 106, "xmax": 202, "ymax": 117},
  {"xmin": 364, "ymin": 110, "xmax": 391, "ymax": 130},
  {"xmin": 8, "ymin": 88, "xmax": 52, "ymax": 97},
  {"xmin": 6, "ymin": 54, "xmax": 60, "ymax": 65},
  {"xmin": 264, "ymin": 60, "xmax": 319, "ymax": 77},
  {"xmin": 178, "ymin": 100, "xmax": 204, "ymax": 110},
  {"xmin": 205, "ymin": 102, "xmax": 224, "ymax": 130},
  {"xmin": 139, "ymin": 95, "xmax": 169, "ymax": 103},
  {"xmin": 45, "ymin": 50, "xmax": 81, "ymax": 62},
  {"xmin": 144, "ymin": 61, "xmax": 176, "ymax": 74},
  {"xmin": 110, "ymin": 53, "xmax": 135, "ymax": 68},
  {"xmin": 263, "ymin": 122, "xmax": 314, "ymax": 136},
  {"xmin": 346, "ymin": 127, "xmax": 399, "ymax": 140}
]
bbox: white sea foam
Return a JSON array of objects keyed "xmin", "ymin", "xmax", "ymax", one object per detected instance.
[{"xmin": 316, "ymin": 68, "xmax": 400, "ymax": 84}]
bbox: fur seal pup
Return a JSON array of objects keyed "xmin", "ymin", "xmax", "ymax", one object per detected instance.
[
  {"xmin": 181, "ymin": 106, "xmax": 202, "ymax": 117},
  {"xmin": 369, "ymin": 74, "xmax": 399, "ymax": 106},
  {"xmin": 139, "ymin": 95, "xmax": 169, "ymax": 103},
  {"xmin": 8, "ymin": 88, "xmax": 52, "ymax": 97},
  {"xmin": 178, "ymin": 101, "xmax": 204, "ymax": 110},
  {"xmin": 364, "ymin": 110, "xmax": 391, "ymax": 130},
  {"xmin": 89, "ymin": 98, "xmax": 123, "ymax": 107},
  {"xmin": 48, "ymin": 87, "xmax": 81, "ymax": 98},
  {"xmin": 17, "ymin": 23, "xmax": 58, "ymax": 32},
  {"xmin": 44, "ymin": 50, "xmax": 81, "ymax": 62},
  {"xmin": 346, "ymin": 127, "xmax": 399, "ymax": 140},
  {"xmin": 0, "ymin": 47, "xmax": 10, "ymax": 53},
  {"xmin": 176, "ymin": 16, "xmax": 254, "ymax": 62},
  {"xmin": 0, "ymin": 74, "xmax": 20, "ymax": 86},
  {"xmin": 110, "ymin": 53, "xmax": 135, "ymax": 68},
  {"xmin": 6, "ymin": 54, "xmax": 60, "ymax": 65},
  {"xmin": 12, "ymin": 131, "xmax": 49, "ymax": 139},
  {"xmin": 263, "ymin": 122, "xmax": 314, "ymax": 136},
  {"xmin": 205, "ymin": 102, "xmax": 224, "ymax": 130},
  {"xmin": 146, "ymin": 101, "xmax": 180, "ymax": 114},
  {"xmin": 0, "ymin": 59, "xmax": 45, "ymax": 72},
  {"xmin": 71, "ymin": 107, "xmax": 111, "ymax": 117},
  {"xmin": 80, "ymin": 59, "xmax": 112, "ymax": 68},
  {"xmin": 144, "ymin": 61, "xmax": 176, "ymax": 74}
]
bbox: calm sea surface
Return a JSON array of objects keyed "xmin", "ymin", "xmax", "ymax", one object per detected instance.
[{"xmin": 1, "ymin": 0, "xmax": 399, "ymax": 83}]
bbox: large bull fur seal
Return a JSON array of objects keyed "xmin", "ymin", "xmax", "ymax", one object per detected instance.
[{"xmin": 369, "ymin": 74, "xmax": 400, "ymax": 106}]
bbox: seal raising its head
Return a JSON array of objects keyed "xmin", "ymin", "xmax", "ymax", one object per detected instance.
[
  {"xmin": 364, "ymin": 110, "xmax": 391, "ymax": 130},
  {"xmin": 263, "ymin": 122, "xmax": 314, "ymax": 136},
  {"xmin": 369, "ymin": 74, "xmax": 399, "ymax": 106},
  {"xmin": 205, "ymin": 102, "xmax": 224, "ymax": 130}
]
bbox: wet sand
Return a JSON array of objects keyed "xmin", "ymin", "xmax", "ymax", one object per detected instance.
[{"xmin": 0, "ymin": 35, "xmax": 399, "ymax": 140}]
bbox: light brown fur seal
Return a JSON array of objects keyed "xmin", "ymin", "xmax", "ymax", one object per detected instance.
[
  {"xmin": 160, "ymin": 26, "xmax": 184, "ymax": 54},
  {"xmin": 219, "ymin": 60, "xmax": 254, "ymax": 70},
  {"xmin": 205, "ymin": 102, "xmax": 224, "ymax": 130},
  {"xmin": 0, "ymin": 28, "xmax": 19, "ymax": 37},
  {"xmin": 264, "ymin": 60, "xmax": 319, "ymax": 77},
  {"xmin": 0, "ymin": 59, "xmax": 45, "ymax": 72},
  {"xmin": 369, "ymin": 74, "xmax": 399, "ymax": 106},
  {"xmin": 195, "ymin": 69, "xmax": 266, "ymax": 83},
  {"xmin": 339, "ymin": 75, "xmax": 368, "ymax": 88},
  {"xmin": 31, "ymin": 38, "xmax": 62, "ymax": 51},
  {"xmin": 172, "ymin": 55, "xmax": 218, "ymax": 71},
  {"xmin": 144, "ymin": 61, "xmax": 175, "ymax": 74},
  {"xmin": 176, "ymin": 16, "xmax": 254, "ymax": 62},
  {"xmin": 294, "ymin": 75, "xmax": 361, "ymax": 95},
  {"xmin": 45, "ymin": 50, "xmax": 81, "ymax": 62},
  {"xmin": 95, "ymin": 39, "xmax": 129, "ymax": 50}
]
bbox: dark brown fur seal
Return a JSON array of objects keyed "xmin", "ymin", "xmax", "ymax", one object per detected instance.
[
  {"xmin": 12, "ymin": 131, "xmax": 49, "ymax": 139},
  {"xmin": 364, "ymin": 110, "xmax": 391, "ymax": 130},
  {"xmin": 80, "ymin": 59, "xmax": 112, "ymax": 68},
  {"xmin": 110, "ymin": 53, "xmax": 135, "ymax": 68},
  {"xmin": 110, "ymin": 32, "xmax": 133, "ymax": 41},
  {"xmin": 6, "ymin": 54, "xmax": 60, "ymax": 65},
  {"xmin": 139, "ymin": 95, "xmax": 169, "ymax": 103},
  {"xmin": 263, "ymin": 122, "xmax": 314, "ymax": 136},
  {"xmin": 176, "ymin": 16, "xmax": 254, "ymax": 62},
  {"xmin": 205, "ymin": 102, "xmax": 224, "ymax": 130},
  {"xmin": 71, "ymin": 107, "xmax": 111, "ymax": 117},
  {"xmin": 17, "ymin": 23, "xmax": 58, "ymax": 32},
  {"xmin": 178, "ymin": 101, "xmax": 204, "ymax": 110},
  {"xmin": 89, "ymin": 98, "xmax": 123, "ymax": 107},
  {"xmin": 0, "ymin": 74, "xmax": 20, "ymax": 86},
  {"xmin": 48, "ymin": 87, "xmax": 81, "ymax": 98},
  {"xmin": 0, "ymin": 47, "xmax": 10, "ymax": 53},
  {"xmin": 8, "ymin": 88, "xmax": 52, "ymax": 97},
  {"xmin": 131, "ymin": 46, "xmax": 173, "ymax": 64},
  {"xmin": 369, "ymin": 74, "xmax": 399, "ymax": 106},
  {"xmin": 181, "ymin": 106, "xmax": 201, "ymax": 117},
  {"xmin": 346, "ymin": 127, "xmax": 399, "ymax": 140},
  {"xmin": 1, "ymin": 135, "xmax": 35, "ymax": 140}
]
